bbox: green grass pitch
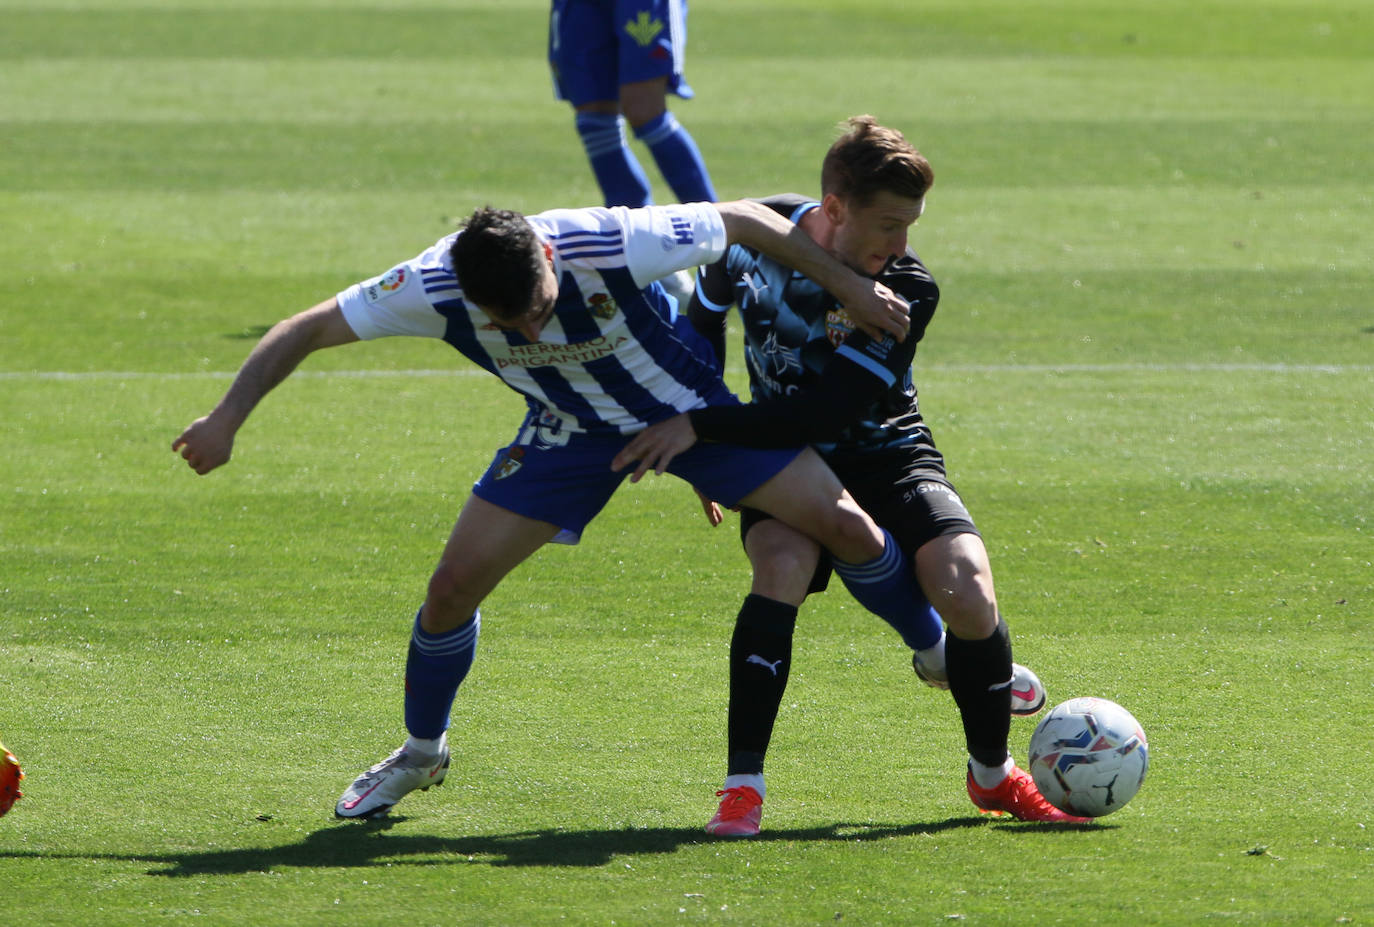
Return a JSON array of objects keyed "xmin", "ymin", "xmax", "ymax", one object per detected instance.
[{"xmin": 1, "ymin": 0, "xmax": 1371, "ymax": 923}]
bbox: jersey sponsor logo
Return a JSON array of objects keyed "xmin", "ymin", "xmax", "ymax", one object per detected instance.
[
  {"xmin": 493, "ymin": 335, "xmax": 629, "ymax": 369},
  {"xmin": 624, "ymin": 11, "xmax": 664, "ymax": 46},
  {"xmin": 588, "ymin": 292, "xmax": 618, "ymax": 320},
  {"xmin": 861, "ymin": 337, "xmax": 895, "ymax": 362},
  {"xmin": 656, "ymin": 213, "xmax": 696, "ymax": 251},
  {"xmin": 825, "ymin": 308, "xmax": 855, "ymax": 347},
  {"xmin": 750, "ymin": 365, "xmax": 802, "ymax": 399},
  {"xmin": 905, "ymin": 481, "xmax": 967, "ymax": 512},
  {"xmin": 670, "ymin": 216, "xmax": 694, "ymax": 246},
  {"xmin": 362, "ymin": 266, "xmax": 410, "ymax": 303}
]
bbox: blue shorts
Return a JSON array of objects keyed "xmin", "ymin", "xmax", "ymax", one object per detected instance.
[
  {"xmin": 549, "ymin": 0, "xmax": 694, "ymax": 105},
  {"xmin": 472, "ymin": 407, "xmax": 800, "ymax": 545}
]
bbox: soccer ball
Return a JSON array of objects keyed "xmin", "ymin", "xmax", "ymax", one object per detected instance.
[{"xmin": 1027, "ymin": 697, "xmax": 1148, "ymax": 817}]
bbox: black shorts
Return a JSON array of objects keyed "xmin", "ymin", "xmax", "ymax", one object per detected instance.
[{"xmin": 739, "ymin": 451, "xmax": 979, "ymax": 597}]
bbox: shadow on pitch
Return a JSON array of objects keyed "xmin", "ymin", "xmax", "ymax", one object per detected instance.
[{"xmin": 1, "ymin": 814, "xmax": 1103, "ymax": 876}]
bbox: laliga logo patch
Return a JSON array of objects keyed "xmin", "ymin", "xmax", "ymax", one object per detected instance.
[
  {"xmin": 825, "ymin": 309, "xmax": 855, "ymax": 347},
  {"xmin": 495, "ymin": 447, "xmax": 525, "ymax": 479},
  {"xmin": 363, "ymin": 266, "xmax": 410, "ymax": 304}
]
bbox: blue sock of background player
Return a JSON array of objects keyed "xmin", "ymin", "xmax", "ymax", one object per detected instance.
[
  {"xmin": 634, "ymin": 110, "xmax": 717, "ymax": 203},
  {"xmin": 574, "ymin": 112, "xmax": 653, "ymax": 207}
]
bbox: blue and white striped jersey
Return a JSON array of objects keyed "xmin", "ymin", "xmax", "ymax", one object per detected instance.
[{"xmin": 337, "ymin": 203, "xmax": 729, "ymax": 435}]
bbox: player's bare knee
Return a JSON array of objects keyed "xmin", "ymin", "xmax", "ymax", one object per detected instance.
[
  {"xmin": 618, "ymin": 80, "xmax": 667, "ymax": 127},
  {"xmin": 750, "ymin": 552, "xmax": 816, "ymax": 601},
  {"xmin": 424, "ymin": 564, "xmax": 480, "ymax": 631},
  {"xmin": 932, "ymin": 574, "xmax": 998, "ymax": 639},
  {"xmin": 828, "ymin": 507, "xmax": 883, "ymax": 562}
]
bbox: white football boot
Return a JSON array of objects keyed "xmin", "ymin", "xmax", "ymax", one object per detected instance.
[
  {"xmin": 335, "ymin": 741, "xmax": 450, "ymax": 819},
  {"xmin": 912, "ymin": 655, "xmax": 1047, "ymax": 716},
  {"xmin": 1007, "ymin": 662, "xmax": 1047, "ymax": 716}
]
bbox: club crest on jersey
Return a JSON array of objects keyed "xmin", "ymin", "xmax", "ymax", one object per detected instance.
[
  {"xmin": 825, "ymin": 308, "xmax": 856, "ymax": 347},
  {"xmin": 495, "ymin": 447, "xmax": 525, "ymax": 480},
  {"xmin": 362, "ymin": 266, "xmax": 410, "ymax": 304},
  {"xmin": 588, "ymin": 292, "xmax": 618, "ymax": 320}
]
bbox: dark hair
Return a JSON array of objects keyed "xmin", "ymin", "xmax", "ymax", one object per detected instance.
[
  {"xmin": 450, "ymin": 206, "xmax": 545, "ymax": 322},
  {"xmin": 820, "ymin": 115, "xmax": 933, "ymax": 207}
]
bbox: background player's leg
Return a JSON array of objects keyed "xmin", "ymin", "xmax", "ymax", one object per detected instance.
[
  {"xmin": 623, "ymin": 81, "xmax": 716, "ymax": 204},
  {"xmin": 575, "ymin": 107, "xmax": 654, "ymax": 207}
]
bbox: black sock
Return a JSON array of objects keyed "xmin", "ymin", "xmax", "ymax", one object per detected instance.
[
  {"xmin": 725, "ymin": 594, "xmax": 798, "ymax": 776},
  {"xmin": 946, "ymin": 619, "xmax": 1014, "ymax": 768}
]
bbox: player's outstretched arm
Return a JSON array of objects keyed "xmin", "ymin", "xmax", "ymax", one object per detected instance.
[
  {"xmin": 172, "ymin": 298, "xmax": 358, "ymax": 475},
  {"xmin": 714, "ymin": 199, "xmax": 910, "ymax": 342}
]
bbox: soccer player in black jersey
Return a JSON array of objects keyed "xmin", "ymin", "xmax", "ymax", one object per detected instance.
[{"xmin": 613, "ymin": 116, "xmax": 1089, "ymax": 831}]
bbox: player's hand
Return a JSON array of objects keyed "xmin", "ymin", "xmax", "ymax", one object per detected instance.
[
  {"xmin": 611, "ymin": 413, "xmax": 698, "ymax": 483},
  {"xmin": 840, "ymin": 278, "xmax": 910, "ymax": 343},
  {"xmin": 695, "ymin": 488, "xmax": 724, "ymax": 527},
  {"xmin": 172, "ymin": 413, "xmax": 235, "ymax": 475},
  {"xmin": 0, "ymin": 739, "xmax": 23, "ymax": 818}
]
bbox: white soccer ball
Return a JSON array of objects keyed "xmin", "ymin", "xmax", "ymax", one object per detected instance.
[{"xmin": 1027, "ymin": 697, "xmax": 1148, "ymax": 817}]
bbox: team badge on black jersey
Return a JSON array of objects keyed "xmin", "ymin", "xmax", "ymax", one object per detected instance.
[{"xmin": 825, "ymin": 308, "xmax": 856, "ymax": 347}]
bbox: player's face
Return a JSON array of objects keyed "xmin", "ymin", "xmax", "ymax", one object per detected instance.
[
  {"xmin": 479, "ymin": 249, "xmax": 559, "ymax": 341},
  {"xmin": 829, "ymin": 190, "xmax": 925, "ymax": 275}
]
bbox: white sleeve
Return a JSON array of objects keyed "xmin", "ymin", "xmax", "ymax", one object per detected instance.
[
  {"xmin": 336, "ymin": 260, "xmax": 446, "ymax": 341},
  {"xmin": 620, "ymin": 203, "xmax": 729, "ymax": 288}
]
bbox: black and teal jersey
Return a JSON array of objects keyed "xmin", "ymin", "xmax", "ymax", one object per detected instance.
[{"xmin": 687, "ymin": 193, "xmax": 943, "ymax": 465}]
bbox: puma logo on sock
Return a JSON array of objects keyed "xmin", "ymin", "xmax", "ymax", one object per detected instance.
[{"xmin": 746, "ymin": 654, "xmax": 783, "ymax": 676}]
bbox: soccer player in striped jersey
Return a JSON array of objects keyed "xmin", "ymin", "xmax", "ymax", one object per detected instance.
[
  {"xmin": 172, "ymin": 197, "xmax": 946, "ymax": 820},
  {"xmin": 613, "ymin": 117, "xmax": 1089, "ymax": 831}
]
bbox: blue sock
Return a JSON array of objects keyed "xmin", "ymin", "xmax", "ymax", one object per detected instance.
[
  {"xmin": 633, "ymin": 111, "xmax": 717, "ymax": 203},
  {"xmin": 575, "ymin": 112, "xmax": 652, "ymax": 207},
  {"xmin": 404, "ymin": 608, "xmax": 479, "ymax": 739},
  {"xmin": 832, "ymin": 530, "xmax": 944, "ymax": 650}
]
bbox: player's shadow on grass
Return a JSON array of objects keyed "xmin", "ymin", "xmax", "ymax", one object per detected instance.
[
  {"xmin": 143, "ymin": 817, "xmax": 985, "ymax": 875},
  {"xmin": 3, "ymin": 816, "xmax": 1104, "ymax": 876},
  {"xmin": 95, "ymin": 814, "xmax": 1098, "ymax": 876}
]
